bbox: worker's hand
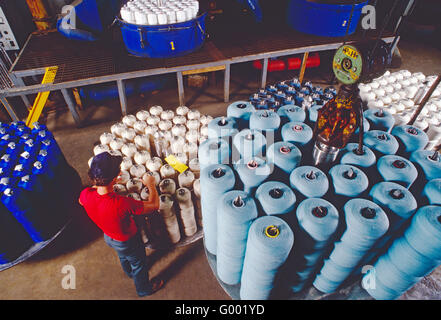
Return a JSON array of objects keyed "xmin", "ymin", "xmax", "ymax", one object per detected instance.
[{"xmin": 142, "ymin": 174, "xmax": 156, "ymax": 187}]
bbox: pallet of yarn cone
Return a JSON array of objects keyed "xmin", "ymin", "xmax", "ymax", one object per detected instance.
[{"xmin": 196, "ymin": 77, "xmax": 441, "ymax": 299}]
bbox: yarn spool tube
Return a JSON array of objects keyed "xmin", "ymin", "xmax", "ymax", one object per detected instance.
[
  {"xmin": 134, "ymin": 135, "xmax": 151, "ymax": 152},
  {"xmin": 120, "ymin": 157, "xmax": 133, "ymax": 172},
  {"xmin": 240, "ymin": 216, "xmax": 294, "ymax": 300},
  {"xmin": 207, "ymin": 117, "xmax": 238, "ymax": 140},
  {"xmin": 234, "ymin": 157, "xmax": 271, "ymax": 196},
  {"xmin": 314, "ymin": 199, "xmax": 389, "ymax": 294},
  {"xmin": 142, "ymin": 171, "xmax": 161, "ymax": 186},
  {"xmin": 369, "ymin": 181, "xmax": 417, "ymax": 240},
  {"xmin": 409, "ymin": 150, "xmax": 441, "ymax": 197},
  {"xmin": 136, "ymin": 110, "xmax": 150, "ymax": 122},
  {"xmin": 391, "ymin": 125, "xmax": 429, "ymax": 157},
  {"xmin": 339, "ymin": 143, "xmax": 376, "ymax": 170},
  {"xmin": 289, "ymin": 166, "xmax": 329, "ymax": 202},
  {"xmin": 176, "ymin": 188, "xmax": 197, "ymax": 237},
  {"xmin": 99, "ymin": 132, "xmax": 114, "ymax": 146},
  {"xmin": 200, "ymin": 164, "xmax": 236, "ymax": 255},
  {"xmin": 281, "ymin": 121, "xmax": 313, "ymax": 148},
  {"xmin": 365, "ymin": 206, "xmax": 441, "ymax": 300},
  {"xmin": 159, "ymin": 178, "xmax": 176, "ymax": 195},
  {"xmin": 377, "ymin": 155, "xmax": 418, "ymax": 189},
  {"xmin": 183, "ymin": 142, "xmax": 198, "ymax": 161},
  {"xmin": 363, "ymin": 130, "xmax": 399, "ymax": 158},
  {"xmin": 227, "ymin": 101, "xmax": 255, "ymax": 130},
  {"xmin": 328, "ymin": 164, "xmax": 369, "ymax": 210},
  {"xmin": 130, "ymin": 164, "xmax": 147, "ymax": 179},
  {"xmin": 126, "ymin": 178, "xmax": 143, "ymax": 193},
  {"xmin": 363, "ymin": 108, "xmax": 395, "ymax": 133},
  {"xmin": 255, "ymin": 181, "xmax": 296, "ymax": 217},
  {"xmin": 188, "ymin": 158, "xmax": 200, "ymax": 179},
  {"xmin": 422, "ymin": 179, "xmax": 441, "ymax": 206},
  {"xmin": 134, "ymin": 150, "xmax": 151, "ymax": 166},
  {"xmin": 232, "ymin": 129, "xmax": 267, "ymax": 160},
  {"xmin": 387, "ymin": 237, "xmax": 438, "ymax": 278},
  {"xmin": 216, "ymin": 191, "xmax": 258, "ymax": 285},
  {"xmin": 266, "ymin": 141, "xmax": 302, "ymax": 183},
  {"xmin": 404, "ymin": 205, "xmax": 441, "ymax": 261},
  {"xmin": 178, "ymin": 170, "xmax": 195, "ymax": 189},
  {"xmin": 146, "ymin": 157, "xmax": 163, "ymax": 172},
  {"xmin": 160, "ymin": 164, "xmax": 177, "ymax": 180},
  {"xmin": 287, "ymin": 198, "xmax": 339, "ymax": 292},
  {"xmin": 193, "ymin": 178, "xmax": 202, "ymax": 227},
  {"xmin": 249, "ymin": 110, "xmax": 281, "ymax": 141},
  {"xmin": 198, "ymin": 138, "xmax": 231, "ymax": 171},
  {"xmin": 277, "ymin": 105, "xmax": 306, "ymax": 125},
  {"xmin": 159, "ymin": 194, "xmax": 180, "ymax": 244}
]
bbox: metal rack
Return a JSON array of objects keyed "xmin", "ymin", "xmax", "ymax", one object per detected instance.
[{"xmin": 0, "ymin": 1, "xmax": 409, "ymax": 127}]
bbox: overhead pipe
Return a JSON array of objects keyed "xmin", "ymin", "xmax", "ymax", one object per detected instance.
[{"xmin": 25, "ymin": 0, "xmax": 53, "ymax": 31}]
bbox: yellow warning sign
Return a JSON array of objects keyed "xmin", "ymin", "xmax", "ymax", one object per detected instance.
[{"xmin": 165, "ymin": 154, "xmax": 189, "ymax": 173}]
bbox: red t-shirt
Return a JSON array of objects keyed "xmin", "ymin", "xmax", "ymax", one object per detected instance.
[{"xmin": 80, "ymin": 187, "xmax": 145, "ymax": 241}]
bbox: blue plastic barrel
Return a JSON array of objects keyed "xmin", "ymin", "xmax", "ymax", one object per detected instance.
[
  {"xmin": 0, "ymin": 202, "xmax": 33, "ymax": 264},
  {"xmin": 1, "ymin": 187, "xmax": 54, "ymax": 242},
  {"xmin": 118, "ymin": 13, "xmax": 207, "ymax": 58},
  {"xmin": 287, "ymin": 0, "xmax": 368, "ymax": 37}
]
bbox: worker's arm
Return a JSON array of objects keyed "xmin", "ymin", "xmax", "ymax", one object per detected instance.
[{"xmin": 141, "ymin": 176, "xmax": 160, "ymax": 214}]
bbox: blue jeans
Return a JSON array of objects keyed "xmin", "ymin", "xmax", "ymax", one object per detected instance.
[{"xmin": 104, "ymin": 233, "xmax": 152, "ymax": 296}]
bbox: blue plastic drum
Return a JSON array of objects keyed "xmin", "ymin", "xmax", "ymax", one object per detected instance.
[
  {"xmin": 287, "ymin": 0, "xmax": 368, "ymax": 37},
  {"xmin": 118, "ymin": 13, "xmax": 207, "ymax": 58}
]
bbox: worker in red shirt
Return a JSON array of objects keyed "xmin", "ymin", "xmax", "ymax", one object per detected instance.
[{"xmin": 79, "ymin": 151, "xmax": 164, "ymax": 297}]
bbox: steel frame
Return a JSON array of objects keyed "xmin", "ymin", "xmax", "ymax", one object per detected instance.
[{"xmin": 0, "ymin": 35, "xmax": 396, "ymax": 126}]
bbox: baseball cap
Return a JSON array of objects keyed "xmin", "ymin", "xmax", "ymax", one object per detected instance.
[{"xmin": 89, "ymin": 151, "xmax": 122, "ymax": 182}]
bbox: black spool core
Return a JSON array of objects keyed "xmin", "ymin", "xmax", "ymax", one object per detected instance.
[
  {"xmin": 377, "ymin": 134, "xmax": 387, "ymax": 141},
  {"xmin": 429, "ymin": 151, "xmax": 439, "ymax": 162},
  {"xmin": 312, "ymin": 206, "xmax": 328, "ymax": 218},
  {"xmin": 245, "ymin": 133, "xmax": 255, "ymax": 141},
  {"xmin": 218, "ymin": 118, "xmax": 228, "ymax": 126},
  {"xmin": 390, "ymin": 189, "xmax": 404, "ymax": 200},
  {"xmin": 392, "ymin": 160, "xmax": 406, "ymax": 169},
  {"xmin": 280, "ymin": 146, "xmax": 291, "ymax": 154},
  {"xmin": 233, "ymin": 196, "xmax": 244, "ymax": 208},
  {"xmin": 361, "ymin": 207, "xmax": 376, "ymax": 219},
  {"xmin": 237, "ymin": 103, "xmax": 247, "ymax": 109},
  {"xmin": 160, "ymin": 195, "xmax": 168, "ymax": 202},
  {"xmin": 406, "ymin": 127, "xmax": 418, "ymax": 136},
  {"xmin": 306, "ymin": 171, "xmax": 316, "ymax": 180},
  {"xmin": 178, "ymin": 189, "xmax": 186, "ymax": 196},
  {"xmin": 269, "ymin": 188, "xmax": 284, "ymax": 199},
  {"xmin": 212, "ymin": 168, "xmax": 225, "ymax": 178},
  {"xmin": 247, "ymin": 160, "xmax": 258, "ymax": 169},
  {"xmin": 353, "ymin": 147, "xmax": 365, "ymax": 156},
  {"xmin": 266, "ymin": 226, "xmax": 279, "ymax": 237},
  {"xmin": 375, "ymin": 109, "xmax": 385, "ymax": 117},
  {"xmin": 344, "ymin": 168, "xmax": 357, "ymax": 180}
]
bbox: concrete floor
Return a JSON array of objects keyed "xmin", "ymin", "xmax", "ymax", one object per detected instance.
[{"xmin": 0, "ymin": 39, "xmax": 441, "ymax": 300}]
